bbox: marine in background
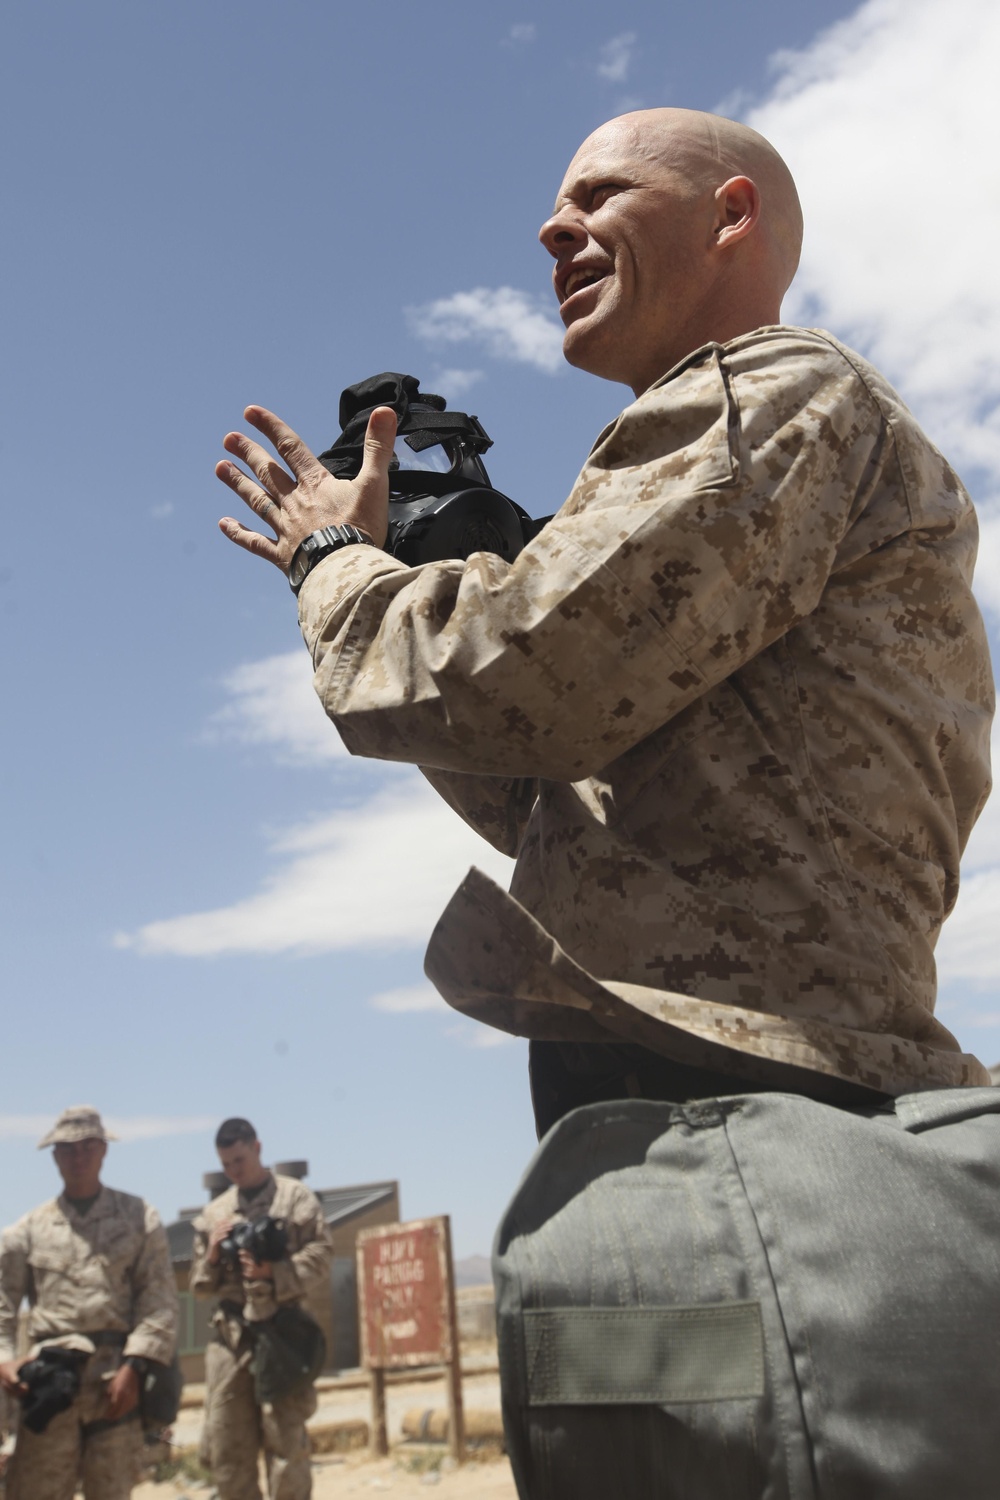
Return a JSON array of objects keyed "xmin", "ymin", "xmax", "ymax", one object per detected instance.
[
  {"xmin": 0, "ymin": 1105, "xmax": 178, "ymax": 1500},
  {"xmin": 190, "ymin": 1117, "xmax": 332, "ymax": 1500}
]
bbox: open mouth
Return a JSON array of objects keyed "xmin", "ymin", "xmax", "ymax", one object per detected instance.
[{"xmin": 560, "ymin": 266, "xmax": 610, "ymax": 304}]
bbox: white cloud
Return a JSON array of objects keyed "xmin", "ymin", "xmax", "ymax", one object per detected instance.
[
  {"xmin": 470, "ymin": 1028, "xmax": 517, "ymax": 1049},
  {"xmin": 970, "ymin": 510, "xmax": 1000, "ymax": 619},
  {"xmin": 748, "ymin": 0, "xmax": 1000, "ymax": 495},
  {"xmin": 204, "ymin": 651, "xmax": 380, "ymax": 770},
  {"xmin": 408, "ymin": 287, "xmax": 564, "ymax": 375},
  {"xmin": 371, "ymin": 986, "xmax": 522, "ymax": 1049},
  {"xmin": 934, "ymin": 721, "xmax": 1000, "ymax": 984},
  {"xmin": 149, "ymin": 502, "xmax": 174, "ymax": 520},
  {"xmin": 744, "ymin": 0, "xmax": 1000, "ymax": 1000},
  {"xmin": 445, "ymin": 1021, "xmax": 518, "ymax": 1050},
  {"xmin": 115, "ymin": 774, "xmax": 515, "ymax": 957},
  {"xmin": 506, "ymin": 23, "xmax": 536, "ymax": 44},
  {"xmin": 954, "ymin": 717, "xmax": 1000, "ymax": 879},
  {"xmin": 597, "ymin": 32, "xmax": 636, "ymax": 85},
  {"xmin": 431, "ymin": 368, "xmax": 485, "ymax": 403},
  {"xmin": 0, "ymin": 1115, "xmax": 217, "ymax": 1143},
  {"xmin": 369, "ymin": 984, "xmax": 448, "ymax": 1014},
  {"xmin": 935, "ymin": 868, "xmax": 1000, "ymax": 984}
]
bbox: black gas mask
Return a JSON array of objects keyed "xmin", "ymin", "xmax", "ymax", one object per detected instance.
[
  {"xmin": 318, "ymin": 373, "xmax": 550, "ymax": 566},
  {"xmin": 17, "ymin": 1346, "xmax": 90, "ymax": 1433}
]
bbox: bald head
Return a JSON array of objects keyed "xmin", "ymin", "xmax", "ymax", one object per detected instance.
[
  {"xmin": 611, "ymin": 108, "xmax": 803, "ymax": 294},
  {"xmin": 540, "ymin": 108, "xmax": 803, "ymax": 392}
]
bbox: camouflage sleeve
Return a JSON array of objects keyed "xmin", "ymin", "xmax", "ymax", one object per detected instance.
[
  {"xmin": 419, "ymin": 767, "xmax": 538, "ymax": 856},
  {"xmin": 271, "ymin": 1188, "xmax": 332, "ymax": 1307},
  {"xmin": 188, "ymin": 1215, "xmax": 226, "ymax": 1299},
  {"xmin": 124, "ymin": 1206, "xmax": 179, "ymax": 1365},
  {"xmin": 0, "ymin": 1219, "xmax": 29, "ymax": 1363},
  {"xmin": 298, "ymin": 333, "xmax": 884, "ymax": 782}
]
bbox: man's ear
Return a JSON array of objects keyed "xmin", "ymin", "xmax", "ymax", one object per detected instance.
[{"xmin": 714, "ymin": 176, "xmax": 761, "ymax": 249}]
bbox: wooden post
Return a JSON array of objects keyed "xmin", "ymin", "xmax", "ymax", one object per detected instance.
[
  {"xmin": 445, "ymin": 1348, "xmax": 465, "ymax": 1463},
  {"xmin": 441, "ymin": 1216, "xmax": 466, "ymax": 1464},
  {"xmin": 370, "ymin": 1365, "xmax": 388, "ymax": 1457}
]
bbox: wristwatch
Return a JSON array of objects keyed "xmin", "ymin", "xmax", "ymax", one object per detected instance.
[{"xmin": 288, "ymin": 524, "xmax": 374, "ymax": 594}]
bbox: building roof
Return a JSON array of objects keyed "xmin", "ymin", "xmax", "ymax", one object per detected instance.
[
  {"xmin": 314, "ymin": 1181, "xmax": 398, "ymax": 1227},
  {"xmin": 165, "ymin": 1178, "xmax": 399, "ymax": 1265}
]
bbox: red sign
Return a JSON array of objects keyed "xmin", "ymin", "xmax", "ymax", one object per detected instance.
[{"xmin": 357, "ymin": 1216, "xmax": 456, "ymax": 1369}]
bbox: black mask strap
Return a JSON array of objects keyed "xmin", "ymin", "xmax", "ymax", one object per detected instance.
[{"xmin": 318, "ymin": 372, "xmax": 492, "ymax": 478}]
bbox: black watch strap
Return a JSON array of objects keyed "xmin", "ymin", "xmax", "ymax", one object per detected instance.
[{"xmin": 289, "ymin": 524, "xmax": 374, "ymax": 595}]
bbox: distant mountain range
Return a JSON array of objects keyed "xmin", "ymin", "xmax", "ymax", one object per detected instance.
[{"xmin": 454, "ymin": 1254, "xmax": 491, "ymax": 1287}]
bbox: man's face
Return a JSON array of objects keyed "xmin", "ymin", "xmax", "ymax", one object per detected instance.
[
  {"xmin": 53, "ymin": 1138, "xmax": 106, "ymax": 1197},
  {"xmin": 539, "ymin": 120, "xmax": 717, "ymax": 393},
  {"xmin": 218, "ymin": 1137, "xmax": 265, "ymax": 1189}
]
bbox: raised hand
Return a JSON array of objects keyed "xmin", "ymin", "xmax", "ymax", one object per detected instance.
[{"xmin": 217, "ymin": 404, "xmax": 397, "ymax": 571}]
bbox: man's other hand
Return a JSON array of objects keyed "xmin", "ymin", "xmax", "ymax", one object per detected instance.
[
  {"xmin": 206, "ymin": 1219, "xmax": 235, "ymax": 1266},
  {"xmin": 216, "ymin": 405, "xmax": 397, "ymax": 572},
  {"xmin": 0, "ymin": 1358, "xmax": 26, "ymax": 1396},
  {"xmin": 238, "ymin": 1251, "xmax": 274, "ymax": 1282},
  {"xmin": 104, "ymin": 1362, "xmax": 140, "ymax": 1421}
]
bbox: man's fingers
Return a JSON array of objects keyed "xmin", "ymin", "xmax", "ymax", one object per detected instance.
[
  {"xmin": 215, "ymin": 460, "xmax": 281, "ymax": 527},
  {"xmin": 222, "ymin": 432, "xmax": 295, "ymax": 498},
  {"xmin": 358, "ymin": 406, "xmax": 398, "ymax": 487},
  {"xmin": 245, "ymin": 405, "xmax": 324, "ymax": 482},
  {"xmin": 218, "ymin": 516, "xmax": 284, "ymax": 569}
]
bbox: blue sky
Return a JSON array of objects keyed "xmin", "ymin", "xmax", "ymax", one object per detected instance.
[{"xmin": 2, "ymin": 0, "xmax": 998, "ymax": 1256}]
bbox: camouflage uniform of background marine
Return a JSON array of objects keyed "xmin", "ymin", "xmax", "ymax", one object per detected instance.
[
  {"xmin": 296, "ymin": 327, "xmax": 994, "ymax": 1107},
  {"xmin": 0, "ymin": 1113, "xmax": 178, "ymax": 1500},
  {"xmin": 190, "ymin": 1170, "xmax": 332, "ymax": 1500}
]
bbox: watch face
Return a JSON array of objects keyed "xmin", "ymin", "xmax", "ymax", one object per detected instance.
[{"xmin": 289, "ymin": 547, "xmax": 310, "ymax": 588}]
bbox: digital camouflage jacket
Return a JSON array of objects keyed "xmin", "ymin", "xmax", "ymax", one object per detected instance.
[
  {"xmin": 0, "ymin": 1187, "xmax": 178, "ymax": 1364},
  {"xmin": 297, "ymin": 327, "xmax": 994, "ymax": 1097}
]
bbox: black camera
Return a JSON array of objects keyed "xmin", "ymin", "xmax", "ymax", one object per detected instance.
[
  {"xmin": 18, "ymin": 1345, "xmax": 89, "ymax": 1433},
  {"xmin": 219, "ymin": 1214, "xmax": 288, "ymax": 1269},
  {"xmin": 318, "ymin": 373, "xmax": 551, "ymax": 567}
]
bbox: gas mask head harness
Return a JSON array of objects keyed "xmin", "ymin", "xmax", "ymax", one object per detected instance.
[{"xmin": 317, "ymin": 372, "xmax": 549, "ymax": 566}]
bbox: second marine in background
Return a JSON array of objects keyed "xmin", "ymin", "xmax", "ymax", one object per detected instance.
[{"xmin": 190, "ymin": 1117, "xmax": 332, "ymax": 1500}]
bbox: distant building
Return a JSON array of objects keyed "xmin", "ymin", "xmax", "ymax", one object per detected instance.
[{"xmin": 165, "ymin": 1162, "xmax": 399, "ymax": 1383}]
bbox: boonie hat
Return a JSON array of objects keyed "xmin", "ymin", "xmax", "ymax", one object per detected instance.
[{"xmin": 37, "ymin": 1105, "xmax": 118, "ymax": 1150}]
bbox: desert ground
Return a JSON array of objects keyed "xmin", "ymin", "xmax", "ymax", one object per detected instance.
[
  {"xmin": 135, "ymin": 1451, "xmax": 517, "ymax": 1500},
  {"xmin": 133, "ymin": 1355, "xmax": 517, "ymax": 1500}
]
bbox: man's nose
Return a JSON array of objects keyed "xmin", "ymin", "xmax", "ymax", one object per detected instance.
[{"xmin": 538, "ymin": 211, "xmax": 587, "ymax": 260}]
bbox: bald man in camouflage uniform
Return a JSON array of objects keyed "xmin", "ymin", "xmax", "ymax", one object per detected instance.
[
  {"xmin": 215, "ymin": 108, "xmax": 993, "ymax": 1113},
  {"xmin": 190, "ymin": 1118, "xmax": 331, "ymax": 1500},
  {"xmin": 0, "ymin": 1106, "xmax": 178, "ymax": 1500}
]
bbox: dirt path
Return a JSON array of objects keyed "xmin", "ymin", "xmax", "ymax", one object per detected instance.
[
  {"xmin": 135, "ymin": 1451, "xmax": 518, "ymax": 1499},
  {"xmin": 134, "ymin": 1357, "xmax": 515, "ymax": 1499},
  {"xmin": 167, "ymin": 1368, "xmax": 503, "ymax": 1454}
]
